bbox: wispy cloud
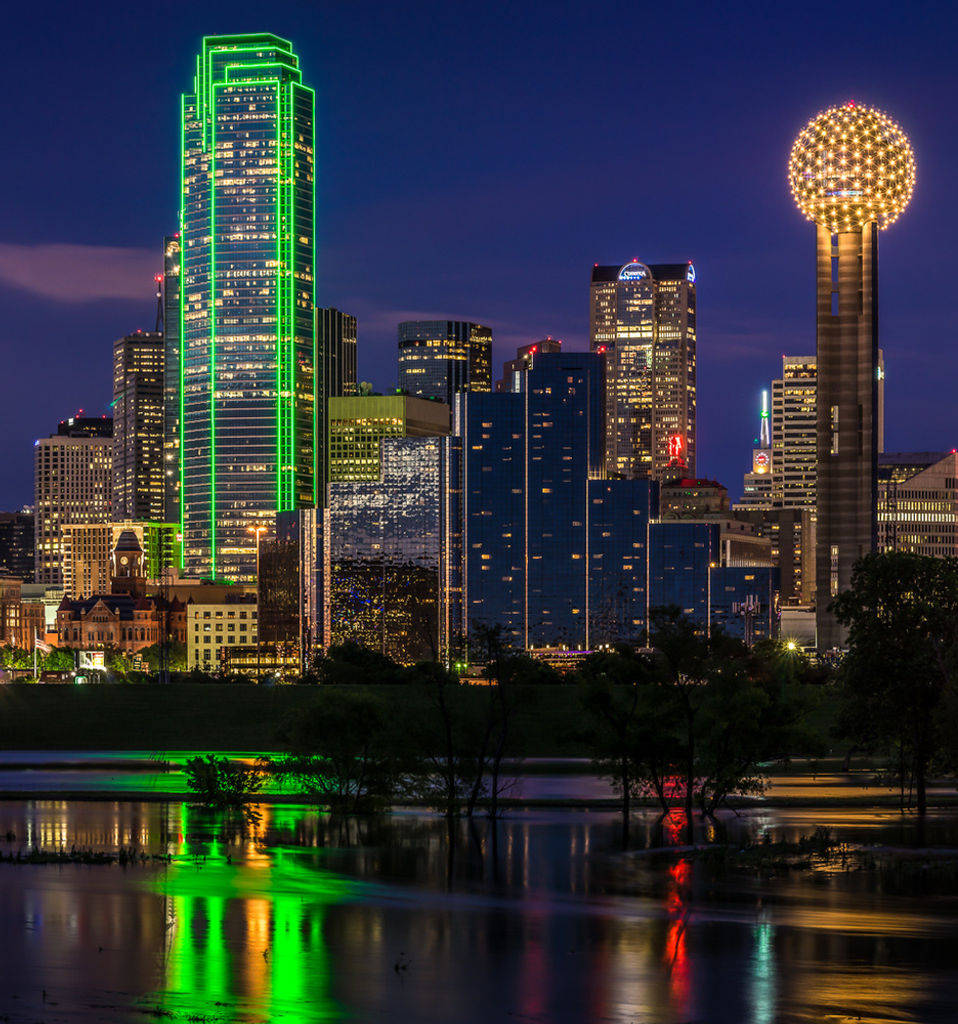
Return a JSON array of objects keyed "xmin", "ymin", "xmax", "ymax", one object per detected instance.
[{"xmin": 0, "ymin": 243, "xmax": 159, "ymax": 302}]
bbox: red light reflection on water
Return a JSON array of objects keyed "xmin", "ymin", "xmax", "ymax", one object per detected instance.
[{"xmin": 663, "ymin": 810, "xmax": 692, "ymax": 1016}]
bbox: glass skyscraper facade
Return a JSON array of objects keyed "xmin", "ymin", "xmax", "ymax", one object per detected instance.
[
  {"xmin": 162, "ymin": 234, "xmax": 181, "ymax": 524},
  {"xmin": 327, "ymin": 395, "xmax": 450, "ymax": 483},
  {"xmin": 329, "ymin": 437, "xmax": 451, "ymax": 663},
  {"xmin": 180, "ymin": 34, "xmax": 315, "ymax": 581},
  {"xmin": 451, "ymin": 350, "xmax": 656, "ymax": 651},
  {"xmin": 113, "ymin": 331, "xmax": 165, "ymax": 522},
  {"xmin": 650, "ymin": 521, "xmax": 777, "ymax": 641},
  {"xmin": 315, "ymin": 307, "xmax": 357, "ymax": 496},
  {"xmin": 397, "ymin": 320, "xmax": 492, "ymax": 405},
  {"xmin": 318, "ymin": 307, "xmax": 357, "ymax": 400},
  {"xmin": 590, "ymin": 261, "xmax": 697, "ymax": 479}
]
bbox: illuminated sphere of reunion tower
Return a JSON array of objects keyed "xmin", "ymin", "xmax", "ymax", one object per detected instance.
[
  {"xmin": 788, "ymin": 101, "xmax": 915, "ymax": 232},
  {"xmin": 786, "ymin": 101, "xmax": 916, "ymax": 651}
]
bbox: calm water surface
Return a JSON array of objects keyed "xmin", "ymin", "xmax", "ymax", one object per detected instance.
[{"xmin": 0, "ymin": 800, "xmax": 957, "ymax": 1023}]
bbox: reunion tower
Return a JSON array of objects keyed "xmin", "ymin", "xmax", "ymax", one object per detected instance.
[{"xmin": 788, "ymin": 102, "xmax": 916, "ymax": 649}]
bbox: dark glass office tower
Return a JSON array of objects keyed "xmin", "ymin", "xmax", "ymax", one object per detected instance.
[
  {"xmin": 315, "ymin": 307, "xmax": 358, "ymax": 498},
  {"xmin": 0, "ymin": 511, "xmax": 34, "ymax": 582},
  {"xmin": 330, "ymin": 437, "xmax": 450, "ymax": 663},
  {"xmin": 452, "ymin": 350, "xmax": 655, "ymax": 650},
  {"xmin": 398, "ymin": 320, "xmax": 492, "ymax": 404},
  {"xmin": 180, "ymin": 34, "xmax": 315, "ymax": 580},
  {"xmin": 113, "ymin": 331, "xmax": 165, "ymax": 521},
  {"xmin": 318, "ymin": 307, "xmax": 357, "ymax": 399}
]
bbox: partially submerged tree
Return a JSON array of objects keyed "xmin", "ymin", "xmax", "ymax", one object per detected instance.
[
  {"xmin": 578, "ymin": 645, "xmax": 675, "ymax": 848},
  {"xmin": 403, "ymin": 661, "xmax": 484, "ymax": 819},
  {"xmin": 185, "ymin": 755, "xmax": 264, "ymax": 809},
  {"xmin": 834, "ymin": 551, "xmax": 958, "ymax": 816},
  {"xmin": 272, "ymin": 690, "xmax": 402, "ymax": 812},
  {"xmin": 578, "ymin": 609, "xmax": 811, "ymax": 846}
]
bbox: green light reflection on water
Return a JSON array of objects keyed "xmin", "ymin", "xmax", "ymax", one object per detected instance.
[{"xmin": 145, "ymin": 808, "xmax": 358, "ymax": 1022}]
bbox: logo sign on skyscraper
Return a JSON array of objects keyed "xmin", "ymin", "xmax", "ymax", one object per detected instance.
[{"xmin": 618, "ymin": 262, "xmax": 648, "ymax": 281}]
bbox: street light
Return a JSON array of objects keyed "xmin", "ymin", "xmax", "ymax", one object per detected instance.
[{"xmin": 248, "ymin": 525, "xmax": 268, "ymax": 679}]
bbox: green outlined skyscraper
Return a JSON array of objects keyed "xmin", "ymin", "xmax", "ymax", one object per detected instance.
[{"xmin": 180, "ymin": 34, "xmax": 315, "ymax": 581}]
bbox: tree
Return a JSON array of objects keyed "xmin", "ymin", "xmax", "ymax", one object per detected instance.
[
  {"xmin": 309, "ymin": 641, "xmax": 404, "ymax": 685},
  {"xmin": 403, "ymin": 661, "xmax": 486, "ymax": 819},
  {"xmin": 578, "ymin": 645, "xmax": 675, "ymax": 848},
  {"xmin": 272, "ymin": 691, "xmax": 402, "ymax": 812},
  {"xmin": 470, "ymin": 624, "xmax": 533, "ymax": 819},
  {"xmin": 647, "ymin": 607, "xmax": 719, "ymax": 839},
  {"xmin": 185, "ymin": 755, "xmax": 264, "ymax": 809},
  {"xmin": 578, "ymin": 612, "xmax": 812, "ymax": 847},
  {"xmin": 833, "ymin": 551, "xmax": 958, "ymax": 817},
  {"xmin": 139, "ymin": 640, "xmax": 188, "ymax": 673}
]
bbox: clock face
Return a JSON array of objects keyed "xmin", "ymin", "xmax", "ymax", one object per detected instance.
[{"xmin": 753, "ymin": 450, "xmax": 770, "ymax": 473}]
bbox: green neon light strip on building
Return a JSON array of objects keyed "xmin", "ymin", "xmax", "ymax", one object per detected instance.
[
  {"xmin": 209, "ymin": 86, "xmax": 218, "ymax": 577},
  {"xmin": 178, "ymin": 93, "xmax": 186, "ymax": 567},
  {"xmin": 276, "ymin": 84, "xmax": 284, "ymax": 508},
  {"xmin": 182, "ymin": 38, "xmax": 314, "ymax": 576}
]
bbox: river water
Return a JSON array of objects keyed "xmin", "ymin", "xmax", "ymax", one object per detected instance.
[{"xmin": 1, "ymin": 798, "xmax": 957, "ymax": 1023}]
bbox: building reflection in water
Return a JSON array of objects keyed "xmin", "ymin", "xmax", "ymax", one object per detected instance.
[
  {"xmin": 662, "ymin": 810, "xmax": 692, "ymax": 1019},
  {"xmin": 150, "ymin": 804, "xmax": 355, "ymax": 1020},
  {"xmin": 1, "ymin": 800, "xmax": 958, "ymax": 1022}
]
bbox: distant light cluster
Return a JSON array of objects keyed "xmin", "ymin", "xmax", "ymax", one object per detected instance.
[{"xmin": 788, "ymin": 102, "xmax": 915, "ymax": 232}]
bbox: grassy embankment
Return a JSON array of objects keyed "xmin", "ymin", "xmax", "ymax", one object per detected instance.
[{"xmin": 0, "ymin": 683, "xmax": 594, "ymax": 755}]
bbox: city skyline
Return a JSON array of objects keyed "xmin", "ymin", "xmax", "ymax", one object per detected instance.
[{"xmin": 0, "ymin": 2, "xmax": 953, "ymax": 511}]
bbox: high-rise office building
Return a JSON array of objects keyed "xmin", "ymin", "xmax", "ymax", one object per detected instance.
[
  {"xmin": 162, "ymin": 234, "xmax": 181, "ymax": 524},
  {"xmin": 397, "ymin": 320, "xmax": 492, "ymax": 404},
  {"xmin": 495, "ymin": 338, "xmax": 562, "ymax": 392},
  {"xmin": 34, "ymin": 420, "xmax": 113, "ymax": 586},
  {"xmin": 113, "ymin": 331, "xmax": 165, "ymax": 521},
  {"xmin": 769, "ymin": 352, "xmax": 883, "ymax": 512},
  {"xmin": 771, "ymin": 356, "xmax": 818, "ymax": 510},
  {"xmin": 789, "ymin": 103, "xmax": 914, "ymax": 647},
  {"xmin": 452, "ymin": 351, "xmax": 656, "ymax": 650},
  {"xmin": 737, "ymin": 390, "xmax": 774, "ymax": 509},
  {"xmin": 315, "ymin": 307, "xmax": 358, "ymax": 497},
  {"xmin": 54, "ymin": 416, "xmax": 113, "ymax": 439},
  {"xmin": 649, "ymin": 521, "xmax": 778, "ymax": 642},
  {"xmin": 732, "ymin": 507, "xmax": 816, "ymax": 606},
  {"xmin": 328, "ymin": 395, "xmax": 450, "ymax": 482},
  {"xmin": 330, "ymin": 437, "xmax": 452, "ymax": 663},
  {"xmin": 318, "ymin": 307, "xmax": 357, "ymax": 399},
  {"xmin": 878, "ymin": 452, "xmax": 958, "ymax": 558},
  {"xmin": 590, "ymin": 261, "xmax": 697, "ymax": 479},
  {"xmin": 0, "ymin": 510, "xmax": 34, "ymax": 581},
  {"xmin": 180, "ymin": 34, "xmax": 315, "ymax": 581}
]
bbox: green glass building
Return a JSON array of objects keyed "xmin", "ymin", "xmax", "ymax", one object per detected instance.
[{"xmin": 180, "ymin": 34, "xmax": 315, "ymax": 581}]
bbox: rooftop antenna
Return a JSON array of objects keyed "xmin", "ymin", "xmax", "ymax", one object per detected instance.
[{"xmin": 759, "ymin": 389, "xmax": 771, "ymax": 448}]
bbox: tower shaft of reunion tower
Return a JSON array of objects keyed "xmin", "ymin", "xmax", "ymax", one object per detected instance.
[
  {"xmin": 814, "ymin": 222, "xmax": 878, "ymax": 649},
  {"xmin": 789, "ymin": 103, "xmax": 915, "ymax": 649}
]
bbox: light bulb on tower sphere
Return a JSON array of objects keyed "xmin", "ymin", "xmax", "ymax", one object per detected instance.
[{"xmin": 788, "ymin": 101, "xmax": 915, "ymax": 232}]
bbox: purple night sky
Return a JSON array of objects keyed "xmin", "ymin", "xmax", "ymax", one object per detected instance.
[{"xmin": 0, "ymin": 0, "xmax": 954, "ymax": 506}]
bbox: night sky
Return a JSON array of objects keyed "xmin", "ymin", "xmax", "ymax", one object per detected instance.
[{"xmin": 1, "ymin": 0, "xmax": 954, "ymax": 508}]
